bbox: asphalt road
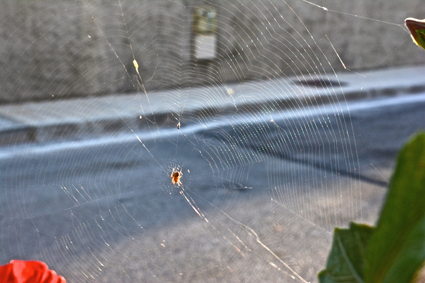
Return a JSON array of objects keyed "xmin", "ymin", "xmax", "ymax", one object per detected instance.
[{"xmin": 1, "ymin": 94, "xmax": 425, "ymax": 282}]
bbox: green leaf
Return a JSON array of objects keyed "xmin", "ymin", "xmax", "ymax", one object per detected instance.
[
  {"xmin": 318, "ymin": 222, "xmax": 374, "ymax": 283},
  {"xmin": 364, "ymin": 133, "xmax": 425, "ymax": 283}
]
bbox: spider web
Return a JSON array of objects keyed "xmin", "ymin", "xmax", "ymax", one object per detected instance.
[{"xmin": 0, "ymin": 0, "xmax": 422, "ymax": 282}]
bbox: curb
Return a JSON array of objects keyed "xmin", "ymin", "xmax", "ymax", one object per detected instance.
[{"xmin": 1, "ymin": 68, "xmax": 425, "ymax": 147}]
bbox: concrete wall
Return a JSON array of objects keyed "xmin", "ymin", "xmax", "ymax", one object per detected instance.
[{"xmin": 0, "ymin": 0, "xmax": 423, "ymax": 103}]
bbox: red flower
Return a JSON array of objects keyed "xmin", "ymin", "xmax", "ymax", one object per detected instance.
[{"xmin": 0, "ymin": 260, "xmax": 66, "ymax": 283}]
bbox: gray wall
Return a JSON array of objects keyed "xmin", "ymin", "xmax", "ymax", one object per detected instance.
[{"xmin": 0, "ymin": 0, "xmax": 424, "ymax": 103}]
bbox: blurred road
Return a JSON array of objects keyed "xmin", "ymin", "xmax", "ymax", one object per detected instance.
[{"xmin": 1, "ymin": 93, "xmax": 425, "ymax": 282}]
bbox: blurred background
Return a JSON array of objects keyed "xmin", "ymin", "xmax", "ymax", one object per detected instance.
[
  {"xmin": 0, "ymin": 1, "xmax": 425, "ymax": 282},
  {"xmin": 1, "ymin": 0, "xmax": 424, "ymax": 102}
]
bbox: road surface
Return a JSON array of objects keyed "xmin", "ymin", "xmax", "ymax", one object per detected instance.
[{"xmin": 1, "ymin": 93, "xmax": 425, "ymax": 282}]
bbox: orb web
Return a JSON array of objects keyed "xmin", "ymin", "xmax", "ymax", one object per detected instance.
[{"xmin": 0, "ymin": 0, "xmax": 419, "ymax": 282}]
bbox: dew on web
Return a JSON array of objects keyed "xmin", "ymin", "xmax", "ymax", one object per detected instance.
[{"xmin": 0, "ymin": 0, "xmax": 422, "ymax": 282}]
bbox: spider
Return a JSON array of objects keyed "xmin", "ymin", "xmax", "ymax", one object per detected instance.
[{"xmin": 171, "ymin": 168, "xmax": 183, "ymax": 186}]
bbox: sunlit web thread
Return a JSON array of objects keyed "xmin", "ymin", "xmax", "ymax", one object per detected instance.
[
  {"xmin": 281, "ymin": 0, "xmax": 361, "ymax": 219},
  {"xmin": 78, "ymin": 0, "xmax": 164, "ymax": 141},
  {"xmin": 299, "ymin": 0, "xmax": 405, "ymax": 29},
  {"xmin": 237, "ymin": 0, "xmax": 352, "ymax": 195},
  {"xmin": 5, "ymin": 0, "xmax": 377, "ymax": 281},
  {"xmin": 188, "ymin": 189, "xmax": 310, "ymax": 283}
]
